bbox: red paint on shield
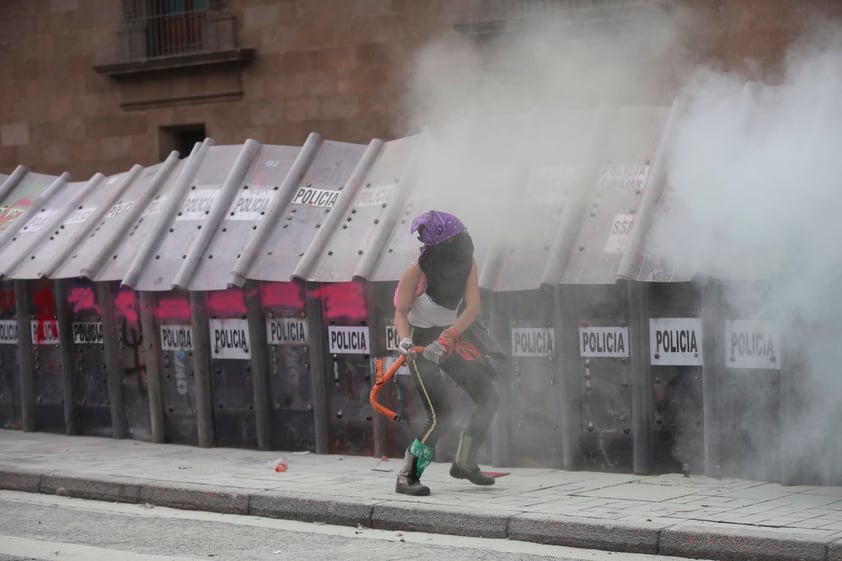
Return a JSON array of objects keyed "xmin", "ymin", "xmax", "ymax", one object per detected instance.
[
  {"xmin": 114, "ymin": 287, "xmax": 139, "ymax": 324},
  {"xmin": 260, "ymin": 282, "xmax": 304, "ymax": 310},
  {"xmin": 206, "ymin": 288, "xmax": 246, "ymax": 317},
  {"xmin": 313, "ymin": 282, "xmax": 367, "ymax": 321},
  {"xmin": 68, "ymin": 285, "xmax": 100, "ymax": 315},
  {"xmin": 156, "ymin": 296, "xmax": 191, "ymax": 321},
  {"xmin": 0, "ymin": 289, "xmax": 14, "ymax": 312},
  {"xmin": 0, "ymin": 197, "xmax": 32, "ymax": 232},
  {"xmin": 32, "ymin": 284, "xmax": 57, "ymax": 343}
]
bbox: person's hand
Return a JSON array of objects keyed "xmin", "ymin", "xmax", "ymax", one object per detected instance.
[
  {"xmin": 422, "ymin": 340, "xmax": 446, "ymax": 363},
  {"xmin": 422, "ymin": 328, "xmax": 460, "ymax": 363},
  {"xmin": 398, "ymin": 338, "xmax": 416, "ymax": 362},
  {"xmin": 436, "ymin": 327, "xmax": 459, "ymax": 354}
]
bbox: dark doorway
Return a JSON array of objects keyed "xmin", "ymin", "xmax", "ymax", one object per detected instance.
[{"xmin": 159, "ymin": 124, "xmax": 206, "ymax": 160}]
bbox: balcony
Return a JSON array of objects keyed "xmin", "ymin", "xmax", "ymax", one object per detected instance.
[
  {"xmin": 457, "ymin": 0, "xmax": 671, "ymax": 37},
  {"xmin": 94, "ymin": 6, "xmax": 255, "ymax": 109},
  {"xmin": 95, "ymin": 9, "xmax": 253, "ymax": 76}
]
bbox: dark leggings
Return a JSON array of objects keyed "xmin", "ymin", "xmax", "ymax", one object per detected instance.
[{"xmin": 410, "ymin": 326, "xmax": 499, "ymax": 447}]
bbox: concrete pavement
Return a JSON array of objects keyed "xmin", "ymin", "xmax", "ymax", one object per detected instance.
[{"xmin": 2, "ymin": 429, "xmax": 842, "ymax": 561}]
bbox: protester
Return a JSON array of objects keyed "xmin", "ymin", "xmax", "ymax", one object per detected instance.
[{"xmin": 392, "ymin": 210, "xmax": 499, "ymax": 496}]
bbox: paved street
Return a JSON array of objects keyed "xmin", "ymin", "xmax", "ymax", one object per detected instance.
[
  {"xmin": 2, "ymin": 430, "xmax": 842, "ymax": 560},
  {"xmin": 0, "ymin": 490, "xmax": 708, "ymax": 561}
]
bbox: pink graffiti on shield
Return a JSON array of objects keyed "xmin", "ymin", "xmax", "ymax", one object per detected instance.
[
  {"xmin": 67, "ymin": 286, "xmax": 100, "ymax": 314},
  {"xmin": 311, "ymin": 282, "xmax": 367, "ymax": 320},
  {"xmin": 0, "ymin": 289, "xmax": 15, "ymax": 312},
  {"xmin": 260, "ymin": 282, "xmax": 304, "ymax": 309},
  {"xmin": 206, "ymin": 288, "xmax": 246, "ymax": 317},
  {"xmin": 32, "ymin": 285, "xmax": 57, "ymax": 344},
  {"xmin": 156, "ymin": 296, "xmax": 191, "ymax": 321},
  {"xmin": 114, "ymin": 287, "xmax": 138, "ymax": 324}
]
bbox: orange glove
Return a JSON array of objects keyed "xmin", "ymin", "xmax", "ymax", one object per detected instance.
[{"xmin": 435, "ymin": 327, "xmax": 460, "ymax": 356}]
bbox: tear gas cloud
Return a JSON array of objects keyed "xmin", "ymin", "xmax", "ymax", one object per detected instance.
[
  {"xmin": 400, "ymin": 4, "xmax": 688, "ymax": 247},
  {"xmin": 400, "ymin": 5, "xmax": 842, "ymax": 482},
  {"xmin": 656, "ymin": 24, "xmax": 842, "ymax": 483}
]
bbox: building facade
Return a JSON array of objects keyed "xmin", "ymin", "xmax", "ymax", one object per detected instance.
[{"xmin": 0, "ymin": 0, "xmax": 839, "ymax": 178}]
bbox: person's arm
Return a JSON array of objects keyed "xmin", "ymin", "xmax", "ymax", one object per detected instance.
[
  {"xmin": 394, "ymin": 263, "xmax": 421, "ymax": 341},
  {"xmin": 422, "ymin": 259, "xmax": 480, "ymax": 363},
  {"xmin": 450, "ymin": 259, "xmax": 480, "ymax": 335}
]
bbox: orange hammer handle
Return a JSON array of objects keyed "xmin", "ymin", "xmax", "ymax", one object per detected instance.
[{"xmin": 370, "ymin": 346, "xmax": 423, "ymax": 421}]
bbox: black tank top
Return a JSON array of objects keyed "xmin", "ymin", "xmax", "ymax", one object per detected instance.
[{"xmin": 418, "ymin": 230, "xmax": 474, "ymax": 310}]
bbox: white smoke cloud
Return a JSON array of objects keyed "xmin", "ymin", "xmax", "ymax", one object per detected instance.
[
  {"xmin": 659, "ymin": 29, "xmax": 842, "ymax": 291},
  {"xmin": 398, "ymin": 5, "xmax": 692, "ymax": 469},
  {"xmin": 400, "ymin": 5, "xmax": 842, "ymax": 483},
  {"xmin": 659, "ymin": 23, "xmax": 842, "ymax": 484},
  {"xmin": 400, "ymin": 5, "xmax": 688, "ymax": 247}
]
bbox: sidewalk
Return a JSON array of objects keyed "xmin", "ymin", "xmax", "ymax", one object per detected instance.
[{"xmin": 2, "ymin": 430, "xmax": 842, "ymax": 561}]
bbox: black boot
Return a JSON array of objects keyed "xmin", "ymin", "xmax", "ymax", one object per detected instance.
[
  {"xmin": 395, "ymin": 450, "xmax": 431, "ymax": 496},
  {"xmin": 450, "ymin": 433, "xmax": 495, "ymax": 486}
]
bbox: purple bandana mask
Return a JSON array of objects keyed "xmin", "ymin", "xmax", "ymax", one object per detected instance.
[{"xmin": 410, "ymin": 211, "xmax": 465, "ymax": 248}]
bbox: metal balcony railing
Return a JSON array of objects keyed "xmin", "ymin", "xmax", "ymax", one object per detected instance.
[
  {"xmin": 118, "ymin": 1, "xmax": 237, "ymax": 61},
  {"xmin": 482, "ymin": 0, "xmax": 596, "ymax": 17},
  {"xmin": 480, "ymin": 0, "xmax": 660, "ymax": 19}
]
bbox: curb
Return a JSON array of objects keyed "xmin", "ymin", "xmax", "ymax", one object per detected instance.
[
  {"xmin": 828, "ymin": 538, "xmax": 842, "ymax": 561},
  {"xmin": 250, "ymin": 492, "xmax": 375, "ymax": 528},
  {"xmin": 40, "ymin": 473, "xmax": 142, "ymax": 503},
  {"xmin": 0, "ymin": 469, "xmax": 41, "ymax": 493},
  {"xmin": 508, "ymin": 512, "xmax": 666, "ymax": 554},
  {"xmin": 139, "ymin": 482, "xmax": 251, "ymax": 515},
  {"xmin": 372, "ymin": 501, "xmax": 511, "ymax": 538},
  {"xmin": 0, "ymin": 467, "xmax": 835, "ymax": 561},
  {"xmin": 660, "ymin": 523, "xmax": 830, "ymax": 561}
]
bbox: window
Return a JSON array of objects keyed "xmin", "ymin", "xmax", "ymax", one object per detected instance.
[
  {"xmin": 113, "ymin": 0, "xmax": 244, "ymax": 61},
  {"xmin": 146, "ymin": 0, "xmax": 208, "ymax": 57},
  {"xmin": 159, "ymin": 124, "xmax": 206, "ymax": 160},
  {"xmin": 95, "ymin": 1, "xmax": 254, "ymax": 109},
  {"xmin": 129, "ymin": 0, "xmax": 209, "ymax": 58},
  {"xmin": 480, "ymin": 0, "xmax": 605, "ymax": 21}
]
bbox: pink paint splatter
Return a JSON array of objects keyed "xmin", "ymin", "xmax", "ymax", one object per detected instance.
[
  {"xmin": 0, "ymin": 288, "xmax": 14, "ymax": 312},
  {"xmin": 32, "ymin": 283, "xmax": 56, "ymax": 344},
  {"xmin": 68, "ymin": 285, "xmax": 100, "ymax": 315},
  {"xmin": 206, "ymin": 288, "xmax": 246, "ymax": 317},
  {"xmin": 0, "ymin": 196, "xmax": 32, "ymax": 233},
  {"xmin": 113, "ymin": 287, "xmax": 139, "ymax": 324},
  {"xmin": 156, "ymin": 295, "xmax": 191, "ymax": 321},
  {"xmin": 260, "ymin": 282, "xmax": 304, "ymax": 309},
  {"xmin": 312, "ymin": 281, "xmax": 367, "ymax": 321}
]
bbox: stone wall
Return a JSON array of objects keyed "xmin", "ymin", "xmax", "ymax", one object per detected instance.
[{"xmin": 0, "ymin": 0, "xmax": 838, "ymax": 178}]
